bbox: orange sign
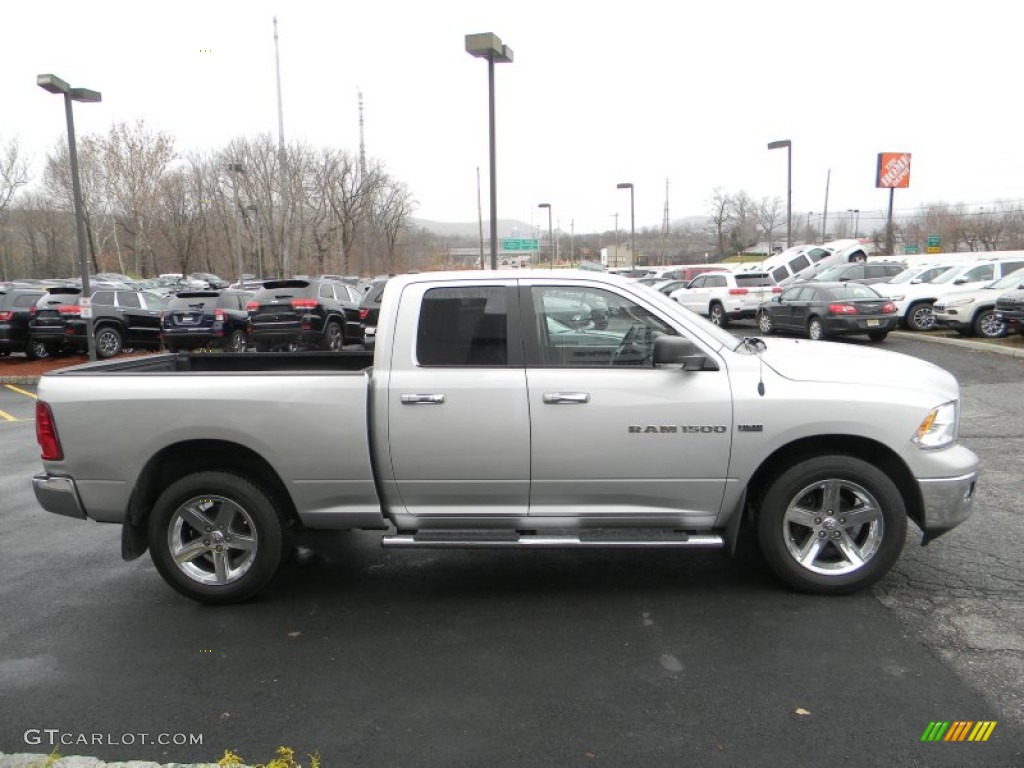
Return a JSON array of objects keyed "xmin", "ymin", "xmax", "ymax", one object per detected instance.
[{"xmin": 877, "ymin": 152, "xmax": 912, "ymax": 188}]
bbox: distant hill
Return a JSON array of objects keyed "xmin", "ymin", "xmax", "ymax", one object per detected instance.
[{"xmin": 410, "ymin": 218, "xmax": 535, "ymax": 239}]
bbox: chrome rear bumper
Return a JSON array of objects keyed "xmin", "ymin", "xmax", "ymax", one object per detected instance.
[{"xmin": 32, "ymin": 473, "xmax": 87, "ymax": 520}]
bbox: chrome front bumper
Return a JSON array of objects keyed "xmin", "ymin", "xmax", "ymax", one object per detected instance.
[
  {"xmin": 917, "ymin": 471, "xmax": 977, "ymax": 537},
  {"xmin": 32, "ymin": 473, "xmax": 87, "ymax": 520}
]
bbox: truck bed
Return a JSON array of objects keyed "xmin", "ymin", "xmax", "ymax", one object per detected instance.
[{"xmin": 45, "ymin": 350, "xmax": 375, "ymax": 375}]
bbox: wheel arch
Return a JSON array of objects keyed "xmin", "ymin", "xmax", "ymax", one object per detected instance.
[
  {"xmin": 123, "ymin": 439, "xmax": 300, "ymax": 558},
  {"xmin": 742, "ymin": 435, "xmax": 924, "ymax": 532}
]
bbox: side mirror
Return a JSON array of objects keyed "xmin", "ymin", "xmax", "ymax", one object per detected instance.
[
  {"xmin": 953, "ymin": 277, "xmax": 968, "ymax": 285},
  {"xmin": 654, "ymin": 335, "xmax": 718, "ymax": 371}
]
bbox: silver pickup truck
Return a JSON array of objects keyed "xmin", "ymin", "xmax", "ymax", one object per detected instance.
[{"xmin": 32, "ymin": 271, "xmax": 979, "ymax": 603}]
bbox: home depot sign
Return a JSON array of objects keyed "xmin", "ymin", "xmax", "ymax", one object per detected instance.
[{"xmin": 876, "ymin": 152, "xmax": 912, "ymax": 188}]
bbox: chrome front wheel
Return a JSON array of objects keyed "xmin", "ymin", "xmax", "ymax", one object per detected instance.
[{"xmin": 757, "ymin": 455, "xmax": 906, "ymax": 593}]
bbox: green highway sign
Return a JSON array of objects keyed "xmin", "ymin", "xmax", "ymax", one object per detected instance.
[
  {"xmin": 904, "ymin": 245, "xmax": 920, "ymax": 254},
  {"xmin": 501, "ymin": 238, "xmax": 539, "ymax": 251}
]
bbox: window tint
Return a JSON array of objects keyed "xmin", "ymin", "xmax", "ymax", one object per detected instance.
[
  {"xmin": 706, "ymin": 274, "xmax": 727, "ymax": 288},
  {"xmin": 961, "ymin": 265, "xmax": 994, "ymax": 282},
  {"xmin": 736, "ymin": 273, "xmax": 775, "ymax": 287},
  {"xmin": 788, "ymin": 254, "xmax": 811, "ymax": 273},
  {"xmin": 14, "ymin": 294, "xmax": 41, "ymax": 308},
  {"xmin": 117, "ymin": 292, "xmax": 142, "ymax": 308},
  {"xmin": 1000, "ymin": 261, "xmax": 1024, "ymax": 276},
  {"xmin": 319, "ymin": 284, "xmax": 335, "ymax": 300},
  {"xmin": 417, "ymin": 286, "xmax": 507, "ymax": 366},
  {"xmin": 688, "ymin": 276, "xmax": 705, "ymax": 289},
  {"xmin": 831, "ymin": 283, "xmax": 881, "ymax": 300},
  {"xmin": 771, "ymin": 266, "xmax": 789, "ymax": 283},
  {"xmin": 844, "ymin": 265, "xmax": 866, "ymax": 279},
  {"xmin": 807, "ymin": 248, "xmax": 829, "ymax": 262},
  {"xmin": 92, "ymin": 291, "xmax": 115, "ymax": 306},
  {"xmin": 780, "ymin": 287, "xmax": 803, "ymax": 302},
  {"xmin": 532, "ymin": 286, "xmax": 674, "ymax": 368}
]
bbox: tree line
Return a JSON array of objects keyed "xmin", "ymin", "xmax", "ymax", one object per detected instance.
[{"xmin": 0, "ymin": 123, "xmax": 418, "ymax": 282}]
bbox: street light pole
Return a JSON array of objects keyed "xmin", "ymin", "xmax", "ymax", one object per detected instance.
[
  {"xmin": 466, "ymin": 33, "xmax": 513, "ymax": 271},
  {"xmin": 767, "ymin": 139, "xmax": 792, "ymax": 248},
  {"xmin": 538, "ymin": 203, "xmax": 553, "ymax": 269},
  {"xmin": 37, "ymin": 74, "xmax": 101, "ymax": 362},
  {"xmin": 616, "ymin": 183, "xmax": 634, "ymax": 269}
]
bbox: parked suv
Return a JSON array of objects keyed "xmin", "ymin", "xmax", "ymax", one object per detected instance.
[
  {"xmin": 670, "ymin": 271, "xmax": 779, "ymax": 326},
  {"xmin": 0, "ymin": 287, "xmax": 46, "ymax": 357},
  {"xmin": 995, "ymin": 286, "xmax": 1024, "ymax": 335},
  {"xmin": 64, "ymin": 289, "xmax": 170, "ymax": 358},
  {"xmin": 27, "ymin": 286, "xmax": 83, "ymax": 359},
  {"xmin": 933, "ymin": 267, "xmax": 1024, "ymax": 338},
  {"xmin": 358, "ymin": 277, "xmax": 389, "ymax": 350},
  {"xmin": 809, "ymin": 261, "xmax": 906, "ymax": 285},
  {"xmin": 248, "ymin": 278, "xmax": 363, "ymax": 351},
  {"xmin": 161, "ymin": 290, "xmax": 253, "ymax": 352}
]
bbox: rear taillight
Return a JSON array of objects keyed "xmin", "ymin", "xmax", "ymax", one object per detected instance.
[
  {"xmin": 828, "ymin": 303, "xmax": 858, "ymax": 315},
  {"xmin": 881, "ymin": 301, "xmax": 897, "ymax": 314},
  {"xmin": 0, "ymin": 311, "xmax": 12, "ymax": 321},
  {"xmin": 359, "ymin": 308, "xmax": 370, "ymax": 320},
  {"xmin": 29, "ymin": 305, "xmax": 37, "ymax": 315},
  {"xmin": 36, "ymin": 401, "xmax": 63, "ymax": 461},
  {"xmin": 245, "ymin": 301, "xmax": 259, "ymax": 311},
  {"xmin": 771, "ymin": 286, "xmax": 782, "ymax": 293},
  {"xmin": 214, "ymin": 308, "xmax": 226, "ymax": 322},
  {"xmin": 728, "ymin": 288, "xmax": 749, "ymax": 295},
  {"xmin": 291, "ymin": 298, "xmax": 319, "ymax": 310},
  {"xmin": 57, "ymin": 305, "xmax": 81, "ymax": 316}
]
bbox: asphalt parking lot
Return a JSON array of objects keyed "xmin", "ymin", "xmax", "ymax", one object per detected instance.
[{"xmin": 0, "ymin": 332, "xmax": 1022, "ymax": 767}]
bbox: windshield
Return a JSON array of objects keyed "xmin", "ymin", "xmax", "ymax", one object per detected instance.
[
  {"xmin": 989, "ymin": 266, "xmax": 1024, "ymax": 289},
  {"xmin": 812, "ymin": 266, "xmax": 846, "ymax": 281},
  {"xmin": 930, "ymin": 265, "xmax": 970, "ymax": 285}
]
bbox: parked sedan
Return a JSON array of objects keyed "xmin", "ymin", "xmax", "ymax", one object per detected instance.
[
  {"xmin": 161, "ymin": 290, "xmax": 253, "ymax": 352},
  {"xmin": 809, "ymin": 261, "xmax": 906, "ymax": 285},
  {"xmin": 756, "ymin": 282, "xmax": 898, "ymax": 342}
]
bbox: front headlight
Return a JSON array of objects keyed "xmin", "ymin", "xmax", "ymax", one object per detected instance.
[{"xmin": 912, "ymin": 401, "xmax": 959, "ymax": 449}]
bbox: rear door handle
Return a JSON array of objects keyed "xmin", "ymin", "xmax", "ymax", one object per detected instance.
[
  {"xmin": 543, "ymin": 392, "xmax": 590, "ymax": 404},
  {"xmin": 401, "ymin": 394, "xmax": 446, "ymax": 405}
]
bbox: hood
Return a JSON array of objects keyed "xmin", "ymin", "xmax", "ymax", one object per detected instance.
[{"xmin": 757, "ymin": 338, "xmax": 959, "ymax": 400}]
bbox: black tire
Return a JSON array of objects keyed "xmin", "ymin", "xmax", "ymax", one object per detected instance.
[
  {"xmin": 867, "ymin": 330, "xmax": 888, "ymax": 342},
  {"xmin": 25, "ymin": 339, "xmax": 49, "ymax": 360},
  {"xmin": 227, "ymin": 329, "xmax": 248, "ymax": 353},
  {"xmin": 147, "ymin": 471, "xmax": 288, "ymax": 604},
  {"xmin": 756, "ymin": 455, "xmax": 907, "ymax": 594},
  {"xmin": 905, "ymin": 301, "xmax": 934, "ymax": 331},
  {"xmin": 319, "ymin": 320, "xmax": 344, "ymax": 351},
  {"xmin": 95, "ymin": 326, "xmax": 123, "ymax": 359},
  {"xmin": 807, "ymin": 316, "xmax": 826, "ymax": 340},
  {"xmin": 757, "ymin": 309, "xmax": 775, "ymax": 335},
  {"xmin": 972, "ymin": 308, "xmax": 1005, "ymax": 339},
  {"xmin": 708, "ymin": 302, "xmax": 728, "ymax": 327}
]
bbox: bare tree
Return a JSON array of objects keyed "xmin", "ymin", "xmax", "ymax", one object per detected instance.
[
  {"xmin": 100, "ymin": 120, "xmax": 176, "ymax": 276},
  {"xmin": 755, "ymin": 196, "xmax": 783, "ymax": 254},
  {"xmin": 370, "ymin": 178, "xmax": 416, "ymax": 273},
  {"xmin": 706, "ymin": 189, "xmax": 733, "ymax": 259}
]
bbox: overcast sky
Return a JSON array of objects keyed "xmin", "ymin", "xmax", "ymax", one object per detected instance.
[{"xmin": 5, "ymin": 0, "xmax": 1022, "ymax": 237}]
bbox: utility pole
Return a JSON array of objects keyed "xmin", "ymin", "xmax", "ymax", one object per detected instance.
[
  {"xmin": 821, "ymin": 168, "xmax": 831, "ymax": 242},
  {"xmin": 662, "ymin": 179, "xmax": 670, "ymax": 265},
  {"xmin": 476, "ymin": 167, "xmax": 485, "ymax": 269},
  {"xmin": 274, "ymin": 17, "xmax": 290, "ymax": 276}
]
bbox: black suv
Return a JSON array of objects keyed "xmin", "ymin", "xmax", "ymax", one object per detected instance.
[
  {"xmin": 64, "ymin": 289, "xmax": 170, "ymax": 358},
  {"xmin": 0, "ymin": 287, "xmax": 46, "ymax": 357},
  {"xmin": 161, "ymin": 290, "xmax": 253, "ymax": 352},
  {"xmin": 27, "ymin": 287, "xmax": 83, "ymax": 359},
  {"xmin": 996, "ymin": 288, "xmax": 1024, "ymax": 335},
  {"xmin": 248, "ymin": 279, "xmax": 363, "ymax": 351},
  {"xmin": 358, "ymin": 278, "xmax": 389, "ymax": 350}
]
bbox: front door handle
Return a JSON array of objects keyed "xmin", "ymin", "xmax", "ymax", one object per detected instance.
[
  {"xmin": 543, "ymin": 392, "xmax": 590, "ymax": 404},
  {"xmin": 401, "ymin": 394, "xmax": 446, "ymax": 405}
]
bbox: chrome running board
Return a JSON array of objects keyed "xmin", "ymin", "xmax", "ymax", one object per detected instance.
[{"xmin": 381, "ymin": 532, "xmax": 725, "ymax": 549}]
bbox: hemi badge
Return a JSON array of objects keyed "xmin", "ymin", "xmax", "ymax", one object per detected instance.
[{"xmin": 738, "ymin": 424, "xmax": 763, "ymax": 432}]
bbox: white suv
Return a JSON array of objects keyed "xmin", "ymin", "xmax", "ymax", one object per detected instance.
[
  {"xmin": 932, "ymin": 266, "xmax": 1024, "ymax": 338},
  {"xmin": 670, "ymin": 271, "xmax": 779, "ymax": 326},
  {"xmin": 876, "ymin": 258, "xmax": 1024, "ymax": 330}
]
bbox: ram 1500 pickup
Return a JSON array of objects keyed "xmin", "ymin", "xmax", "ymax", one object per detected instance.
[{"xmin": 32, "ymin": 271, "xmax": 979, "ymax": 603}]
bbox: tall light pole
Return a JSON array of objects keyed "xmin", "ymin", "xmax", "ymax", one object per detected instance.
[
  {"xmin": 226, "ymin": 163, "xmax": 246, "ymax": 281},
  {"xmin": 767, "ymin": 139, "xmax": 792, "ymax": 248},
  {"xmin": 37, "ymin": 73, "xmax": 101, "ymax": 362},
  {"xmin": 538, "ymin": 203, "xmax": 553, "ymax": 269},
  {"xmin": 466, "ymin": 33, "xmax": 513, "ymax": 271},
  {"xmin": 616, "ymin": 182, "xmax": 635, "ymax": 269},
  {"xmin": 847, "ymin": 208, "xmax": 860, "ymax": 238}
]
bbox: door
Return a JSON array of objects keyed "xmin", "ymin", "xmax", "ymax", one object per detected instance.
[
  {"xmin": 385, "ymin": 282, "xmax": 530, "ymax": 517},
  {"xmin": 522, "ymin": 282, "xmax": 732, "ymax": 526}
]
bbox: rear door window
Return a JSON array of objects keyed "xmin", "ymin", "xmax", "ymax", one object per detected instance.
[{"xmin": 417, "ymin": 286, "xmax": 508, "ymax": 367}]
